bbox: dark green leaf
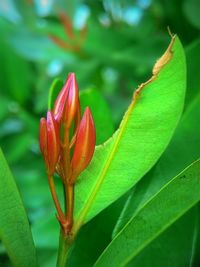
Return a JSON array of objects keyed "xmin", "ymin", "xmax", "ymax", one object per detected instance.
[
  {"xmin": 0, "ymin": 149, "xmax": 38, "ymax": 267},
  {"xmin": 127, "ymin": 205, "xmax": 200, "ymax": 267},
  {"xmin": 94, "ymin": 160, "xmax": 200, "ymax": 267},
  {"xmin": 183, "ymin": 0, "xmax": 200, "ymax": 29}
]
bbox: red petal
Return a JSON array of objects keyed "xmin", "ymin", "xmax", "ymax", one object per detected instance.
[
  {"xmin": 64, "ymin": 73, "xmax": 80, "ymax": 129},
  {"xmin": 39, "ymin": 118, "xmax": 47, "ymax": 155},
  {"xmin": 46, "ymin": 111, "xmax": 60, "ymax": 175},
  {"xmin": 71, "ymin": 107, "xmax": 96, "ymax": 180},
  {"xmin": 69, "ymin": 102, "xmax": 81, "ymax": 148},
  {"xmin": 53, "ymin": 74, "xmax": 71, "ymax": 123}
]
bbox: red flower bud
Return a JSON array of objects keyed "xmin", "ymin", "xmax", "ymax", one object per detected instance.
[
  {"xmin": 39, "ymin": 111, "xmax": 60, "ymax": 175},
  {"xmin": 53, "ymin": 76, "xmax": 70, "ymax": 123},
  {"xmin": 71, "ymin": 107, "xmax": 96, "ymax": 181},
  {"xmin": 39, "ymin": 73, "xmax": 96, "ymax": 234},
  {"xmin": 69, "ymin": 102, "xmax": 81, "ymax": 148},
  {"xmin": 39, "ymin": 118, "xmax": 47, "ymax": 156},
  {"xmin": 53, "ymin": 73, "xmax": 80, "ymax": 130},
  {"xmin": 63, "ymin": 73, "xmax": 80, "ymax": 129}
]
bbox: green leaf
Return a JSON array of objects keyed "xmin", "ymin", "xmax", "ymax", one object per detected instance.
[
  {"xmin": 0, "ymin": 41, "xmax": 32, "ymax": 105},
  {"xmin": 72, "ymin": 36, "xmax": 186, "ymax": 233},
  {"xmin": 126, "ymin": 205, "xmax": 200, "ymax": 267},
  {"xmin": 183, "ymin": 0, "xmax": 200, "ymax": 29},
  {"xmin": 48, "ymin": 78, "xmax": 63, "ymax": 110},
  {"xmin": 37, "ymin": 248, "xmax": 57, "ymax": 267},
  {"xmin": 185, "ymin": 38, "xmax": 200, "ymax": 107},
  {"xmin": 94, "ymin": 160, "xmax": 200, "ymax": 267},
  {"xmin": 67, "ymin": 194, "xmax": 128, "ymax": 267},
  {"xmin": 0, "ymin": 149, "xmax": 38, "ymax": 267},
  {"xmin": 1, "ymin": 133, "xmax": 31, "ymax": 164},
  {"xmin": 111, "ymin": 65, "xmax": 200, "ymax": 263},
  {"xmin": 80, "ymin": 88, "xmax": 115, "ymax": 144},
  {"xmin": 113, "ymin": 78, "xmax": 200, "ymax": 236}
]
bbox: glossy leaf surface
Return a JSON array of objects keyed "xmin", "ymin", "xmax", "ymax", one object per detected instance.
[
  {"xmin": 0, "ymin": 149, "xmax": 38, "ymax": 267},
  {"xmin": 72, "ymin": 36, "xmax": 186, "ymax": 233},
  {"xmin": 94, "ymin": 160, "xmax": 200, "ymax": 267},
  {"xmin": 127, "ymin": 205, "xmax": 200, "ymax": 267},
  {"xmin": 113, "ymin": 42, "xmax": 200, "ymax": 236}
]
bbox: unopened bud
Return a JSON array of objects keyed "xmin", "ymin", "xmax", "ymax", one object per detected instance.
[
  {"xmin": 39, "ymin": 111, "xmax": 60, "ymax": 175},
  {"xmin": 71, "ymin": 107, "xmax": 96, "ymax": 181},
  {"xmin": 53, "ymin": 76, "xmax": 70, "ymax": 123},
  {"xmin": 53, "ymin": 73, "xmax": 80, "ymax": 131},
  {"xmin": 63, "ymin": 73, "xmax": 80, "ymax": 129}
]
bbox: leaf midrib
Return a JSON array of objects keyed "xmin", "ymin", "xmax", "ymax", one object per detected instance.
[
  {"xmin": 73, "ymin": 37, "xmax": 175, "ymax": 235},
  {"xmin": 73, "ymin": 94, "xmax": 136, "ymax": 234}
]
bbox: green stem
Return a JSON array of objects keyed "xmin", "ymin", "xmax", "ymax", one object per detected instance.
[
  {"xmin": 48, "ymin": 175, "xmax": 65, "ymax": 222},
  {"xmin": 56, "ymin": 232, "xmax": 72, "ymax": 267},
  {"xmin": 66, "ymin": 184, "xmax": 74, "ymax": 232}
]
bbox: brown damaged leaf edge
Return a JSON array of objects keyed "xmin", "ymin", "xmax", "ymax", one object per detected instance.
[
  {"xmin": 134, "ymin": 34, "xmax": 176, "ymax": 102},
  {"xmin": 72, "ymin": 35, "xmax": 176, "ymax": 236}
]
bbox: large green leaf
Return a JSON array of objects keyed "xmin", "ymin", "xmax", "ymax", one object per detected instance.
[
  {"xmin": 72, "ymin": 36, "xmax": 186, "ymax": 234},
  {"xmin": 94, "ymin": 160, "xmax": 200, "ymax": 267},
  {"xmin": 110, "ymin": 40, "xmax": 200, "ymax": 265},
  {"xmin": 113, "ymin": 41, "xmax": 200, "ymax": 236},
  {"xmin": 183, "ymin": 0, "xmax": 200, "ymax": 29},
  {"xmin": 114, "ymin": 99, "xmax": 200, "ymax": 236},
  {"xmin": 185, "ymin": 38, "xmax": 200, "ymax": 107},
  {"xmin": 67, "ymin": 194, "xmax": 128, "ymax": 267},
  {"xmin": 127, "ymin": 205, "xmax": 200, "ymax": 267},
  {"xmin": 0, "ymin": 149, "xmax": 38, "ymax": 267}
]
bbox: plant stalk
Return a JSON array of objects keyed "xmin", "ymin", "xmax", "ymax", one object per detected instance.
[
  {"xmin": 65, "ymin": 184, "xmax": 74, "ymax": 233},
  {"xmin": 48, "ymin": 175, "xmax": 65, "ymax": 222},
  {"xmin": 56, "ymin": 231, "xmax": 72, "ymax": 267}
]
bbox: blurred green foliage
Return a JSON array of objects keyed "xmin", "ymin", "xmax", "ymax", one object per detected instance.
[{"xmin": 0, "ymin": 0, "xmax": 200, "ymax": 266}]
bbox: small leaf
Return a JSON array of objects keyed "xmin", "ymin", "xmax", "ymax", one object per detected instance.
[
  {"xmin": 0, "ymin": 148, "xmax": 38, "ymax": 267},
  {"xmin": 48, "ymin": 78, "xmax": 63, "ymax": 110},
  {"xmin": 94, "ymin": 160, "xmax": 200, "ymax": 267}
]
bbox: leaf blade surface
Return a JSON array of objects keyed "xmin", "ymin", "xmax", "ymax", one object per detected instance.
[
  {"xmin": 0, "ymin": 149, "xmax": 38, "ymax": 267},
  {"xmin": 94, "ymin": 160, "xmax": 200, "ymax": 267},
  {"xmin": 73, "ymin": 36, "xmax": 186, "ymax": 232}
]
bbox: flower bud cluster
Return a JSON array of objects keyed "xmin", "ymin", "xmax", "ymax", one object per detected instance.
[{"xmin": 39, "ymin": 73, "xmax": 96, "ymax": 183}]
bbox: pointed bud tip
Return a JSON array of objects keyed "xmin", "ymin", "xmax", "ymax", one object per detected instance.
[
  {"xmin": 68, "ymin": 72, "xmax": 75, "ymax": 78},
  {"xmin": 53, "ymin": 77, "xmax": 70, "ymax": 122},
  {"xmin": 53, "ymin": 72, "xmax": 80, "ymax": 127},
  {"xmin": 84, "ymin": 107, "xmax": 93, "ymax": 120},
  {"xmin": 64, "ymin": 72, "xmax": 80, "ymax": 129}
]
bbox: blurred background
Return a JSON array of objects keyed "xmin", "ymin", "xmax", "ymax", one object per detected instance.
[{"xmin": 0, "ymin": 0, "xmax": 200, "ymax": 266}]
